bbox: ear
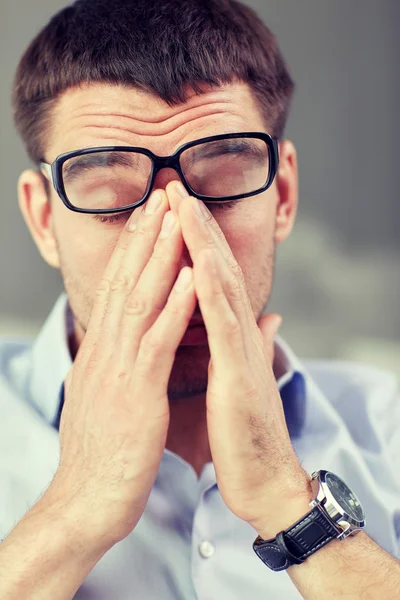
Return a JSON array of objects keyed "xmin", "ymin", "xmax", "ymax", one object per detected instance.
[
  {"xmin": 274, "ymin": 140, "xmax": 299, "ymax": 245},
  {"xmin": 18, "ymin": 169, "xmax": 60, "ymax": 268}
]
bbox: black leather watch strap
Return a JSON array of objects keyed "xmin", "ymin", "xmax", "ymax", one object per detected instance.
[{"xmin": 253, "ymin": 504, "xmax": 340, "ymax": 571}]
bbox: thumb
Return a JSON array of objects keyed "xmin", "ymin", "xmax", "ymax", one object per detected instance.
[{"xmin": 257, "ymin": 313, "xmax": 283, "ymax": 362}]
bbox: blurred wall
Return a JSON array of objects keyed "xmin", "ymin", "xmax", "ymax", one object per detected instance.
[{"xmin": 1, "ymin": 0, "xmax": 399, "ymax": 374}]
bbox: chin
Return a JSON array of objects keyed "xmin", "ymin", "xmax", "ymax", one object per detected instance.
[{"xmin": 167, "ymin": 345, "xmax": 210, "ymax": 400}]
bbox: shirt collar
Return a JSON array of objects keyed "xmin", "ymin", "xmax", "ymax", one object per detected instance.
[
  {"xmin": 273, "ymin": 335, "xmax": 307, "ymax": 439},
  {"xmin": 27, "ymin": 293, "xmax": 307, "ymax": 437},
  {"xmin": 28, "ymin": 293, "xmax": 73, "ymax": 425}
]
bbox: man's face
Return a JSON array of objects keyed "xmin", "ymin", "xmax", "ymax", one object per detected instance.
[{"xmin": 19, "ymin": 81, "xmax": 298, "ymax": 400}]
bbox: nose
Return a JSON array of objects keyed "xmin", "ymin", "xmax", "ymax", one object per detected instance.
[
  {"xmin": 151, "ymin": 168, "xmax": 193, "ymax": 273},
  {"xmin": 151, "ymin": 167, "xmax": 192, "ymax": 214},
  {"xmin": 151, "ymin": 167, "xmax": 181, "ymax": 201}
]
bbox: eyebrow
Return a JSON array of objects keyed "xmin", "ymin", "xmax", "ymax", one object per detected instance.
[
  {"xmin": 183, "ymin": 139, "xmax": 267, "ymax": 167},
  {"xmin": 63, "ymin": 151, "xmax": 143, "ymax": 182}
]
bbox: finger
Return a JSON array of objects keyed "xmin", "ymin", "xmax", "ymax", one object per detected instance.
[
  {"xmin": 77, "ymin": 196, "xmax": 156, "ymax": 359},
  {"xmin": 257, "ymin": 314, "xmax": 283, "ymax": 365},
  {"xmin": 176, "ymin": 189, "xmax": 261, "ymax": 352},
  {"xmin": 193, "ymin": 248, "xmax": 247, "ymax": 378},
  {"xmin": 86, "ymin": 190, "xmax": 170, "ymax": 357},
  {"xmin": 131, "ymin": 266, "xmax": 197, "ymax": 399},
  {"xmin": 117, "ymin": 209, "xmax": 185, "ymax": 359},
  {"xmin": 175, "ymin": 185, "xmax": 244, "ymax": 282}
]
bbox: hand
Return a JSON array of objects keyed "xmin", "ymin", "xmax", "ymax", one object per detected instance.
[
  {"xmin": 48, "ymin": 190, "xmax": 197, "ymax": 547},
  {"xmin": 174, "ymin": 183, "xmax": 312, "ymax": 538}
]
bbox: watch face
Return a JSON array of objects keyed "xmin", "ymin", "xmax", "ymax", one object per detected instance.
[{"xmin": 325, "ymin": 472, "xmax": 364, "ymax": 522}]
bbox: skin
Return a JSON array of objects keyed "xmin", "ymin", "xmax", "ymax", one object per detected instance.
[{"xmin": 17, "ymin": 80, "xmax": 298, "ymax": 477}]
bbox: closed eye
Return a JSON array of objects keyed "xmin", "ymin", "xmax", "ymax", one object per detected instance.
[{"xmin": 92, "ymin": 200, "xmax": 241, "ymax": 223}]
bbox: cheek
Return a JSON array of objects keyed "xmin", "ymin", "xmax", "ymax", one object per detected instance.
[
  {"xmin": 222, "ymin": 194, "xmax": 276, "ymax": 270},
  {"xmin": 55, "ymin": 211, "xmax": 122, "ymax": 284},
  {"xmin": 227, "ymin": 223, "xmax": 273, "ymax": 292},
  {"xmin": 217, "ymin": 196, "xmax": 276, "ymax": 314}
]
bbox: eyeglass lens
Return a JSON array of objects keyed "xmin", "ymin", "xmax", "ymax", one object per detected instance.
[{"xmin": 61, "ymin": 137, "xmax": 270, "ymax": 210}]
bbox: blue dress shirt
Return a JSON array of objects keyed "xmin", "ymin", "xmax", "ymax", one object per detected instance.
[{"xmin": 0, "ymin": 293, "xmax": 399, "ymax": 599}]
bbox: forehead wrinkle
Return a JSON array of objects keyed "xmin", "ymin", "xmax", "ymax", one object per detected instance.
[
  {"xmin": 49, "ymin": 83, "xmax": 264, "ymax": 158},
  {"xmin": 79, "ymin": 109, "xmax": 231, "ymax": 140},
  {"xmin": 74, "ymin": 97, "xmax": 236, "ymax": 124},
  {"xmin": 55, "ymin": 83, "xmax": 241, "ymax": 118},
  {"xmin": 66, "ymin": 103, "xmax": 240, "ymax": 138},
  {"xmin": 75, "ymin": 118, "xmax": 249, "ymax": 158},
  {"xmin": 49, "ymin": 111, "xmax": 249, "ymax": 159}
]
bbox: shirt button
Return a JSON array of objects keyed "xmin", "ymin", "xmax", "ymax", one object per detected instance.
[{"xmin": 198, "ymin": 540, "xmax": 215, "ymax": 558}]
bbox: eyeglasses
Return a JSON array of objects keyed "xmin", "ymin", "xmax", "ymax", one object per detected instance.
[{"xmin": 39, "ymin": 132, "xmax": 279, "ymax": 215}]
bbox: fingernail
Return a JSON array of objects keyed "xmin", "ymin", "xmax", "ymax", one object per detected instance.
[
  {"xmin": 127, "ymin": 219, "xmax": 137, "ymax": 232},
  {"xmin": 159, "ymin": 211, "xmax": 176, "ymax": 238},
  {"xmin": 175, "ymin": 267, "xmax": 193, "ymax": 292},
  {"xmin": 176, "ymin": 182, "xmax": 189, "ymax": 198},
  {"xmin": 145, "ymin": 191, "xmax": 162, "ymax": 215}
]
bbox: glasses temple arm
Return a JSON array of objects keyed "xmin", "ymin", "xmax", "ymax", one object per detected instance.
[{"xmin": 38, "ymin": 161, "xmax": 52, "ymax": 184}]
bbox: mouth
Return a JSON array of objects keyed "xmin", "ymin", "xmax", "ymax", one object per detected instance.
[
  {"xmin": 188, "ymin": 304, "xmax": 204, "ymax": 328},
  {"xmin": 188, "ymin": 316, "xmax": 204, "ymax": 328},
  {"xmin": 181, "ymin": 309, "xmax": 208, "ymax": 345}
]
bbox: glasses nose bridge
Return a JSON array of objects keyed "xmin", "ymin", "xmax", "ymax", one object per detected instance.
[
  {"xmin": 153, "ymin": 153, "xmax": 181, "ymax": 175},
  {"xmin": 151, "ymin": 153, "xmax": 185, "ymax": 187},
  {"xmin": 150, "ymin": 152, "xmax": 185, "ymax": 192}
]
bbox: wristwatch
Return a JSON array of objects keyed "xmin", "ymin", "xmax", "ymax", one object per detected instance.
[{"xmin": 253, "ymin": 470, "xmax": 366, "ymax": 572}]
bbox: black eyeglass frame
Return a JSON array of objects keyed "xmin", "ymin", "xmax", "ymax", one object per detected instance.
[{"xmin": 39, "ymin": 132, "xmax": 279, "ymax": 215}]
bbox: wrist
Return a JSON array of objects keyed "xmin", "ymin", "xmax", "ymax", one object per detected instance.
[
  {"xmin": 37, "ymin": 485, "xmax": 123, "ymax": 557},
  {"xmin": 249, "ymin": 472, "xmax": 315, "ymax": 540},
  {"xmin": 0, "ymin": 487, "xmax": 112, "ymax": 598}
]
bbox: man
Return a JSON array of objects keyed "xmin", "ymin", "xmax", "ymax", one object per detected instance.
[{"xmin": 1, "ymin": 0, "xmax": 399, "ymax": 597}]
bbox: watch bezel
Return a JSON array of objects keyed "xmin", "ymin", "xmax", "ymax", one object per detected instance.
[{"xmin": 311, "ymin": 470, "xmax": 366, "ymax": 538}]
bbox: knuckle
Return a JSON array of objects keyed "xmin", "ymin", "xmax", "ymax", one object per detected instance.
[
  {"xmin": 85, "ymin": 342, "xmax": 110, "ymax": 370},
  {"xmin": 111, "ymin": 272, "xmax": 135, "ymax": 293},
  {"xmin": 96, "ymin": 277, "xmax": 112, "ymax": 298},
  {"xmin": 165, "ymin": 297, "xmax": 182, "ymax": 317},
  {"xmin": 226, "ymin": 283, "xmax": 242, "ymax": 305},
  {"xmin": 139, "ymin": 331, "xmax": 167, "ymax": 360},
  {"xmin": 142, "ymin": 331, "xmax": 163, "ymax": 352},
  {"xmin": 151, "ymin": 243, "xmax": 169, "ymax": 263},
  {"xmin": 225, "ymin": 274, "xmax": 244, "ymax": 302},
  {"xmin": 124, "ymin": 294, "xmax": 150, "ymax": 317},
  {"xmin": 109, "ymin": 364, "xmax": 129, "ymax": 383},
  {"xmin": 118, "ymin": 235, "xmax": 131, "ymax": 250},
  {"xmin": 204, "ymin": 236, "xmax": 216, "ymax": 249},
  {"xmin": 85, "ymin": 353, "xmax": 99, "ymax": 375},
  {"xmin": 229, "ymin": 259, "xmax": 245, "ymax": 283},
  {"xmin": 220, "ymin": 314, "xmax": 241, "ymax": 338},
  {"xmin": 136, "ymin": 220, "xmax": 153, "ymax": 237}
]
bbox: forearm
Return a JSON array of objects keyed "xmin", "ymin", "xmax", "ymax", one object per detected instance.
[
  {"xmin": 0, "ymin": 494, "xmax": 113, "ymax": 600},
  {"xmin": 288, "ymin": 531, "xmax": 400, "ymax": 599}
]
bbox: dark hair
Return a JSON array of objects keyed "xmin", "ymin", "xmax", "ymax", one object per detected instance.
[{"xmin": 12, "ymin": 0, "xmax": 295, "ymax": 164}]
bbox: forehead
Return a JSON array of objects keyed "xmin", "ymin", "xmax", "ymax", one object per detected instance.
[{"xmin": 46, "ymin": 81, "xmax": 266, "ymax": 160}]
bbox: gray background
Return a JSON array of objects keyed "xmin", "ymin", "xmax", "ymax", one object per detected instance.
[{"xmin": 1, "ymin": 0, "xmax": 399, "ymax": 376}]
